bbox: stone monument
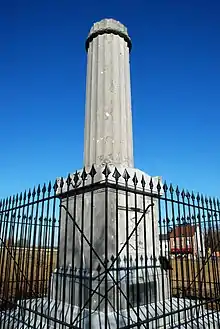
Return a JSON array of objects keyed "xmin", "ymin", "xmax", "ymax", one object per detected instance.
[
  {"xmin": 59, "ymin": 20, "xmax": 162, "ymax": 261},
  {"xmin": 2, "ymin": 18, "xmax": 217, "ymax": 329},
  {"xmin": 54, "ymin": 17, "xmax": 169, "ymax": 324}
]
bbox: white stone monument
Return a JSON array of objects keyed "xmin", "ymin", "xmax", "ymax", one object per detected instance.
[
  {"xmin": 2, "ymin": 18, "xmax": 218, "ymax": 329},
  {"xmin": 54, "ymin": 17, "xmax": 170, "ymax": 324}
]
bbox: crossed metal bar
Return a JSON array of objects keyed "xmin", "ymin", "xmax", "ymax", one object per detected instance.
[{"xmin": 60, "ymin": 202, "xmax": 154, "ymax": 327}]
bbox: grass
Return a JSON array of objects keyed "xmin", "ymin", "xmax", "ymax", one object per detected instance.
[
  {"xmin": 1, "ymin": 247, "xmax": 220, "ymax": 310},
  {"xmin": 171, "ymin": 258, "xmax": 220, "ymax": 300},
  {"xmin": 0, "ymin": 246, "xmax": 57, "ymax": 306}
]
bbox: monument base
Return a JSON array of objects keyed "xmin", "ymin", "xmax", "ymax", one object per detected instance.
[
  {"xmin": 57, "ymin": 165, "xmax": 169, "ymax": 304},
  {"xmin": 50, "ymin": 264, "xmax": 169, "ymax": 312},
  {"xmin": 1, "ymin": 297, "xmax": 219, "ymax": 329}
]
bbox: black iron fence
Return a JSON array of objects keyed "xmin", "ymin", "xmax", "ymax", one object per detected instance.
[{"xmin": 0, "ymin": 165, "xmax": 220, "ymax": 328}]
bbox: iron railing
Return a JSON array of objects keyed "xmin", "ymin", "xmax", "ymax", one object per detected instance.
[{"xmin": 0, "ymin": 164, "xmax": 220, "ymax": 328}]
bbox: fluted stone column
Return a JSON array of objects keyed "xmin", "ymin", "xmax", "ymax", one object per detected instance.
[{"xmin": 84, "ymin": 19, "xmax": 134, "ymax": 168}]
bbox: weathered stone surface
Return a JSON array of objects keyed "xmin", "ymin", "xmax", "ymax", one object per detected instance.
[
  {"xmin": 83, "ymin": 18, "xmax": 134, "ymax": 169},
  {"xmin": 86, "ymin": 19, "xmax": 131, "ymax": 51},
  {"xmin": 57, "ymin": 165, "xmax": 161, "ymax": 270},
  {"xmin": 56, "ymin": 165, "xmax": 170, "ymax": 306}
]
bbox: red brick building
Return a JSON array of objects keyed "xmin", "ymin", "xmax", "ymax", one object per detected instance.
[{"xmin": 169, "ymin": 224, "xmax": 204, "ymax": 256}]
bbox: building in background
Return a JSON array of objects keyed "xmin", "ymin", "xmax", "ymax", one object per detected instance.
[{"xmin": 169, "ymin": 224, "xmax": 205, "ymax": 258}]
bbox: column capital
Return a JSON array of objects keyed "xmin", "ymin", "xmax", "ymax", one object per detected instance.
[{"xmin": 85, "ymin": 18, "xmax": 132, "ymax": 52}]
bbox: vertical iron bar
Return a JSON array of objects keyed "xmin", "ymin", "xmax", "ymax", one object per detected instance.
[
  {"xmin": 0, "ymin": 199, "xmax": 8, "ymax": 328},
  {"xmin": 34, "ymin": 185, "xmax": 45, "ymax": 328},
  {"xmin": 149, "ymin": 179, "xmax": 158, "ymax": 329},
  {"xmin": 113, "ymin": 168, "xmax": 120, "ymax": 328},
  {"xmin": 26, "ymin": 189, "xmax": 37, "ymax": 329},
  {"xmin": 14, "ymin": 193, "xmax": 26, "ymax": 325},
  {"xmin": 178, "ymin": 190, "xmax": 187, "ymax": 327},
  {"xmin": 39, "ymin": 184, "xmax": 50, "ymax": 328},
  {"xmin": 176, "ymin": 189, "xmax": 187, "ymax": 325},
  {"xmin": 41, "ymin": 184, "xmax": 50, "ymax": 296},
  {"xmin": 70, "ymin": 172, "xmax": 78, "ymax": 325},
  {"xmin": 157, "ymin": 180, "xmax": 167, "ymax": 328},
  {"xmin": 0, "ymin": 199, "xmax": 5, "ymax": 326},
  {"xmin": 170, "ymin": 186, "xmax": 181, "ymax": 325},
  {"xmin": 79, "ymin": 170, "xmax": 86, "ymax": 328},
  {"xmin": 61, "ymin": 175, "xmax": 71, "ymax": 329},
  {"xmin": 3, "ymin": 196, "xmax": 14, "ymax": 329},
  {"xmin": 163, "ymin": 183, "xmax": 174, "ymax": 328},
  {"xmin": 7, "ymin": 196, "xmax": 18, "ymax": 321},
  {"xmin": 24, "ymin": 190, "xmax": 33, "ymax": 299},
  {"xmin": 104, "ymin": 166, "xmax": 110, "ymax": 329},
  {"xmin": 213, "ymin": 198, "xmax": 220, "ymax": 313},
  {"xmin": 209, "ymin": 197, "xmax": 220, "ymax": 326},
  {"xmin": 0, "ymin": 198, "xmax": 10, "ymax": 306},
  {"xmin": 47, "ymin": 182, "xmax": 58, "ymax": 328},
  {"xmin": 133, "ymin": 174, "xmax": 140, "ymax": 328},
  {"xmin": 187, "ymin": 192, "xmax": 205, "ymax": 328},
  {"xmin": 1, "ymin": 197, "xmax": 12, "ymax": 329},
  {"xmin": 19, "ymin": 192, "xmax": 28, "ymax": 301},
  {"xmin": 216, "ymin": 199, "xmax": 220, "ymax": 312},
  {"xmin": 141, "ymin": 177, "xmax": 149, "ymax": 328},
  {"xmin": 0, "ymin": 198, "xmax": 5, "ymax": 262},
  {"xmin": 88, "ymin": 166, "xmax": 95, "ymax": 328},
  {"xmin": 32, "ymin": 185, "xmax": 41, "ymax": 328},
  {"xmin": 124, "ymin": 170, "xmax": 130, "ymax": 328},
  {"xmin": 4, "ymin": 197, "xmax": 14, "ymax": 312},
  {"xmin": 54, "ymin": 179, "xmax": 62, "ymax": 329},
  {"xmin": 3, "ymin": 197, "xmax": 14, "ymax": 313},
  {"xmin": 205, "ymin": 197, "xmax": 216, "ymax": 326},
  {"xmin": 181, "ymin": 191, "xmax": 194, "ymax": 327},
  {"xmin": 191, "ymin": 194, "xmax": 205, "ymax": 324},
  {"xmin": 200, "ymin": 195, "xmax": 211, "ymax": 324},
  {"xmin": 10, "ymin": 195, "xmax": 22, "ymax": 329},
  {"xmin": 19, "ymin": 191, "xmax": 31, "ymax": 326},
  {"xmin": 0, "ymin": 199, "xmax": 6, "ymax": 295},
  {"xmin": 196, "ymin": 194, "xmax": 209, "ymax": 318}
]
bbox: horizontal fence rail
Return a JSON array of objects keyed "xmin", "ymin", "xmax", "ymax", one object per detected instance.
[{"xmin": 0, "ymin": 165, "xmax": 220, "ymax": 328}]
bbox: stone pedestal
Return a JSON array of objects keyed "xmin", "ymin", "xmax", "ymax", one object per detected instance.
[
  {"xmin": 58, "ymin": 166, "xmax": 161, "ymax": 266},
  {"xmin": 50, "ymin": 265, "xmax": 160, "ymax": 312},
  {"xmin": 55, "ymin": 165, "xmax": 170, "ymax": 310}
]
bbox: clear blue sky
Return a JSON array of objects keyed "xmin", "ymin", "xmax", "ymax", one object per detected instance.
[{"xmin": 0, "ymin": 0, "xmax": 220, "ymax": 199}]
